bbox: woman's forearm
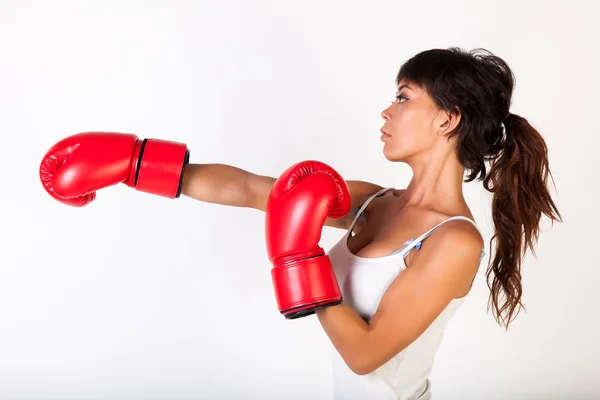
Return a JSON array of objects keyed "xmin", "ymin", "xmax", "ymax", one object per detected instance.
[
  {"xmin": 181, "ymin": 163, "xmax": 253, "ymax": 207},
  {"xmin": 180, "ymin": 163, "xmax": 276, "ymax": 210}
]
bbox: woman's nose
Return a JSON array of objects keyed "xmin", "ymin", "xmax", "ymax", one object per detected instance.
[{"xmin": 381, "ymin": 104, "xmax": 392, "ymax": 121}]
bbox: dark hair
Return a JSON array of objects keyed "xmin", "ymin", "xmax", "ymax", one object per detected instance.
[{"xmin": 396, "ymin": 47, "xmax": 562, "ymax": 329}]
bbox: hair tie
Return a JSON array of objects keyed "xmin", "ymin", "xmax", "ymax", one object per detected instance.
[{"xmin": 500, "ymin": 112, "xmax": 511, "ymax": 137}]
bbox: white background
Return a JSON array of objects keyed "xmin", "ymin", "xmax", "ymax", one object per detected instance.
[{"xmin": 1, "ymin": 0, "xmax": 598, "ymax": 399}]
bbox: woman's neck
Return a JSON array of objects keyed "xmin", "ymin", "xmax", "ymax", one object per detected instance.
[{"xmin": 402, "ymin": 145, "xmax": 467, "ymax": 210}]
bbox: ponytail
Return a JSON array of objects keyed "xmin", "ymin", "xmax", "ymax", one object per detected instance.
[{"xmin": 482, "ymin": 113, "xmax": 562, "ymax": 329}]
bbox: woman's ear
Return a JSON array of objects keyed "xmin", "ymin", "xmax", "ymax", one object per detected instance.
[{"xmin": 437, "ymin": 107, "xmax": 461, "ymax": 137}]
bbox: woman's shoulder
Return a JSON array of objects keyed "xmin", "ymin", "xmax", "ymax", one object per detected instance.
[{"xmin": 419, "ymin": 213, "xmax": 485, "ymax": 263}]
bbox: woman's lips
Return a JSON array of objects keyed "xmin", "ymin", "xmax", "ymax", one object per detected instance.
[{"xmin": 380, "ymin": 129, "xmax": 391, "ymax": 140}]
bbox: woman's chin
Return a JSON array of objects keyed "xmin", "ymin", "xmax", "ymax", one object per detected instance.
[{"xmin": 383, "ymin": 147, "xmax": 406, "ymax": 162}]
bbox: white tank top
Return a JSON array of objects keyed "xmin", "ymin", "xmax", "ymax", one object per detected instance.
[{"xmin": 327, "ymin": 188, "xmax": 485, "ymax": 400}]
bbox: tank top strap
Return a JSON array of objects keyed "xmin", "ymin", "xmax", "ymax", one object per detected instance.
[
  {"xmin": 396, "ymin": 215, "xmax": 485, "ymax": 258},
  {"xmin": 347, "ymin": 187, "xmax": 394, "ymax": 234}
]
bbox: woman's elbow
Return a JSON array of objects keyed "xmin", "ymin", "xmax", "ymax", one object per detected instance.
[
  {"xmin": 351, "ymin": 366, "xmax": 373, "ymax": 376},
  {"xmin": 347, "ymin": 357, "xmax": 378, "ymax": 376},
  {"xmin": 348, "ymin": 347, "xmax": 407, "ymax": 375}
]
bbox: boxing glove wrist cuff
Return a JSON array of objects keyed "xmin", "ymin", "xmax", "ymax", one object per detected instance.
[
  {"xmin": 131, "ymin": 138, "xmax": 190, "ymax": 198},
  {"xmin": 271, "ymin": 254, "xmax": 342, "ymax": 318},
  {"xmin": 270, "ymin": 248, "xmax": 325, "ymax": 268}
]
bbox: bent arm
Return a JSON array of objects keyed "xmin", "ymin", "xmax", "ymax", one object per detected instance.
[{"xmin": 316, "ymin": 222, "xmax": 483, "ymax": 375}]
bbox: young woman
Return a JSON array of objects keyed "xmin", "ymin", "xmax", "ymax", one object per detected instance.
[{"xmin": 40, "ymin": 47, "xmax": 561, "ymax": 399}]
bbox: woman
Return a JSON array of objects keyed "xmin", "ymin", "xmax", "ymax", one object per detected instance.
[
  {"xmin": 181, "ymin": 47, "xmax": 562, "ymax": 399},
  {"xmin": 40, "ymin": 47, "xmax": 561, "ymax": 399}
]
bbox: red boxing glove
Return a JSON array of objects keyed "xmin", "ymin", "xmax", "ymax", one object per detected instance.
[
  {"xmin": 39, "ymin": 132, "xmax": 189, "ymax": 207},
  {"xmin": 266, "ymin": 160, "xmax": 351, "ymax": 319}
]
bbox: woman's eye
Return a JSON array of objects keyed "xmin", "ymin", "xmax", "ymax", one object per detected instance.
[{"xmin": 392, "ymin": 94, "xmax": 408, "ymax": 104}]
